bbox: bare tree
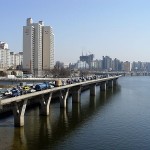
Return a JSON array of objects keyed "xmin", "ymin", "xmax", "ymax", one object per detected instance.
[
  {"xmin": 0, "ymin": 71, "xmax": 7, "ymax": 77},
  {"xmin": 50, "ymin": 66, "xmax": 70, "ymax": 78}
]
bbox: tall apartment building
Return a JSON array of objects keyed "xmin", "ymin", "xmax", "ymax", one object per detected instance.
[
  {"xmin": 43, "ymin": 26, "xmax": 54, "ymax": 70},
  {"xmin": 18, "ymin": 52, "xmax": 23, "ymax": 66},
  {"xmin": 10, "ymin": 52, "xmax": 23, "ymax": 69},
  {"xmin": 102, "ymin": 56, "xmax": 112, "ymax": 71},
  {"xmin": 23, "ymin": 18, "xmax": 54, "ymax": 77},
  {"xmin": 80, "ymin": 54, "xmax": 94, "ymax": 69},
  {"xmin": 0, "ymin": 42, "xmax": 10, "ymax": 69},
  {"xmin": 123, "ymin": 61, "xmax": 131, "ymax": 72},
  {"xmin": 10, "ymin": 52, "xmax": 15, "ymax": 68},
  {"xmin": 0, "ymin": 41, "xmax": 8, "ymax": 49}
]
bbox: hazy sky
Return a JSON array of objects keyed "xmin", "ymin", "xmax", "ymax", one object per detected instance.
[{"xmin": 1, "ymin": 0, "xmax": 150, "ymax": 64}]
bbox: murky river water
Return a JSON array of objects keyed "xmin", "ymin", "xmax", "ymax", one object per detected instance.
[{"xmin": 1, "ymin": 76, "xmax": 150, "ymax": 150}]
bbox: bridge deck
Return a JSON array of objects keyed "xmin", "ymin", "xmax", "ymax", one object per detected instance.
[{"xmin": 0, "ymin": 76, "xmax": 121, "ymax": 106}]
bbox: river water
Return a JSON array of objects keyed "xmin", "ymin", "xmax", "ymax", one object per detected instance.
[{"xmin": 1, "ymin": 76, "xmax": 150, "ymax": 150}]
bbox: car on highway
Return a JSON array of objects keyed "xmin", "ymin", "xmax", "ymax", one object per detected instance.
[
  {"xmin": 11, "ymin": 88, "xmax": 21, "ymax": 97},
  {"xmin": 22, "ymin": 85, "xmax": 31, "ymax": 94},
  {"xmin": 3, "ymin": 89, "xmax": 12, "ymax": 97}
]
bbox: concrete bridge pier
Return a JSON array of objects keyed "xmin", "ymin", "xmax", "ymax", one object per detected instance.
[
  {"xmin": 72, "ymin": 103, "xmax": 81, "ymax": 120},
  {"xmin": 108, "ymin": 80, "xmax": 113, "ymax": 88},
  {"xmin": 113, "ymin": 79, "xmax": 117, "ymax": 86},
  {"xmin": 90, "ymin": 95, "xmax": 96, "ymax": 110},
  {"xmin": 60, "ymin": 88, "xmax": 70, "ymax": 108},
  {"xmin": 72, "ymin": 86, "xmax": 81, "ymax": 103},
  {"xmin": 90, "ymin": 84, "xmax": 96, "ymax": 96},
  {"xmin": 12, "ymin": 99, "xmax": 28, "ymax": 127},
  {"xmin": 100, "ymin": 81, "xmax": 106, "ymax": 91},
  {"xmin": 39, "ymin": 93, "xmax": 52, "ymax": 115}
]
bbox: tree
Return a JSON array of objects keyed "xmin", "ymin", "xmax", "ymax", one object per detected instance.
[
  {"xmin": 50, "ymin": 66, "xmax": 70, "ymax": 78},
  {"xmin": 80, "ymin": 69, "xmax": 90, "ymax": 77},
  {"xmin": 11, "ymin": 71, "xmax": 17, "ymax": 76},
  {"xmin": 0, "ymin": 71, "xmax": 7, "ymax": 76}
]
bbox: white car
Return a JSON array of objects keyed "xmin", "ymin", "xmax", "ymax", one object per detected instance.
[
  {"xmin": 29, "ymin": 89, "xmax": 36, "ymax": 93},
  {"xmin": 4, "ymin": 89, "xmax": 12, "ymax": 96},
  {"xmin": 50, "ymin": 84, "xmax": 54, "ymax": 89}
]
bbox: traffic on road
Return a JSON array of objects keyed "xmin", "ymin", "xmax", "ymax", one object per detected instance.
[{"xmin": 0, "ymin": 75, "xmax": 111, "ymax": 99}]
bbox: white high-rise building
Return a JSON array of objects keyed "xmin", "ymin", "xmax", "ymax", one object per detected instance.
[
  {"xmin": 18, "ymin": 52, "xmax": 23, "ymax": 66},
  {"xmin": 10, "ymin": 52, "xmax": 23, "ymax": 69},
  {"xmin": 43, "ymin": 26, "xmax": 54, "ymax": 70},
  {"xmin": 0, "ymin": 41, "xmax": 8, "ymax": 49},
  {"xmin": 10, "ymin": 52, "xmax": 15, "ymax": 68},
  {"xmin": 0, "ymin": 42, "xmax": 10, "ymax": 69},
  {"xmin": 23, "ymin": 18, "xmax": 54, "ymax": 77}
]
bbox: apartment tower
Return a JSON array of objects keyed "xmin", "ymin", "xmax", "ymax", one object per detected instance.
[{"xmin": 23, "ymin": 18, "xmax": 54, "ymax": 77}]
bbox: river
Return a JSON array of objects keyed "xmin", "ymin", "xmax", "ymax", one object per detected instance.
[{"xmin": 0, "ymin": 76, "xmax": 150, "ymax": 150}]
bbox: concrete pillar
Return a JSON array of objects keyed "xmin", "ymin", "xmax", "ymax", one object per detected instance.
[
  {"xmin": 100, "ymin": 81, "xmax": 106, "ymax": 91},
  {"xmin": 0, "ymin": 100, "xmax": 2, "ymax": 110},
  {"xmin": 108, "ymin": 80, "xmax": 113, "ymax": 88},
  {"xmin": 90, "ymin": 95, "xmax": 96, "ymax": 109},
  {"xmin": 12, "ymin": 99, "xmax": 28, "ymax": 127},
  {"xmin": 90, "ymin": 84, "xmax": 96, "ymax": 96},
  {"xmin": 39, "ymin": 93, "xmax": 52, "ymax": 115},
  {"xmin": 72, "ymin": 103, "xmax": 81, "ymax": 120},
  {"xmin": 100, "ymin": 90, "xmax": 107, "ymax": 102},
  {"xmin": 113, "ymin": 79, "xmax": 117, "ymax": 86},
  {"xmin": 60, "ymin": 88, "xmax": 69, "ymax": 108},
  {"xmin": 72, "ymin": 86, "xmax": 81, "ymax": 103}
]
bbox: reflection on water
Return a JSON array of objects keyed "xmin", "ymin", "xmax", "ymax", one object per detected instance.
[
  {"xmin": 0, "ymin": 82, "xmax": 121, "ymax": 150},
  {"xmin": 11, "ymin": 128, "xmax": 27, "ymax": 150}
]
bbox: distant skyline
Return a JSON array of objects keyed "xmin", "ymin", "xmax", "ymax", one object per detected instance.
[{"xmin": 1, "ymin": 0, "xmax": 150, "ymax": 64}]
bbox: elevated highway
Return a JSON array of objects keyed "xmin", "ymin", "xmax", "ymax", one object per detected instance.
[{"xmin": 0, "ymin": 75, "xmax": 121, "ymax": 127}]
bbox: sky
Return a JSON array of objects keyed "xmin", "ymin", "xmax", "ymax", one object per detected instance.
[{"xmin": 1, "ymin": 0, "xmax": 150, "ymax": 64}]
